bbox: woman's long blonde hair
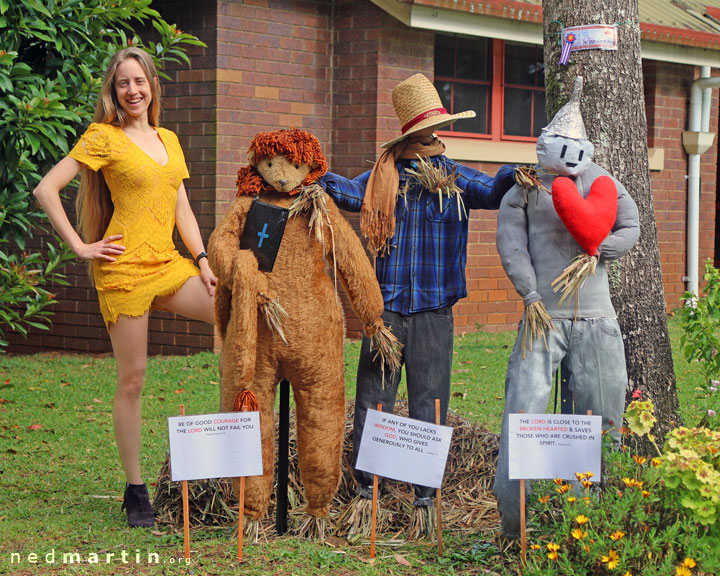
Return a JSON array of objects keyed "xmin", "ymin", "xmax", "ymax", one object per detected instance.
[{"xmin": 76, "ymin": 47, "xmax": 162, "ymax": 245}]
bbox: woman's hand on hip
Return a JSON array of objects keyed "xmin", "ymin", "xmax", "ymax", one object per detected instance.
[{"xmin": 76, "ymin": 234, "xmax": 126, "ymax": 261}]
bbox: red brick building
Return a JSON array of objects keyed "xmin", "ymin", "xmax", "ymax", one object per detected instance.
[{"xmin": 9, "ymin": 0, "xmax": 720, "ymax": 354}]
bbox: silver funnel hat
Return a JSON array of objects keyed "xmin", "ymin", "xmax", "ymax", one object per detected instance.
[{"xmin": 543, "ymin": 76, "xmax": 588, "ymax": 140}]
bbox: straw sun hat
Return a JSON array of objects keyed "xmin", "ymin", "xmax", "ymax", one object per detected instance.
[{"xmin": 381, "ymin": 73, "xmax": 476, "ymax": 148}]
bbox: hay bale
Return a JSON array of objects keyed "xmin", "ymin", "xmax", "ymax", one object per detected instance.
[
  {"xmin": 153, "ymin": 458, "xmax": 239, "ymax": 527},
  {"xmin": 152, "ymin": 400, "xmax": 500, "ymax": 536}
]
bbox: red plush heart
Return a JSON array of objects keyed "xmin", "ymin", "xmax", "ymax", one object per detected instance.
[{"xmin": 552, "ymin": 175, "xmax": 618, "ymax": 255}]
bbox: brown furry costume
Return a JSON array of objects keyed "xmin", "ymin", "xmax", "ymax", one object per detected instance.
[{"xmin": 208, "ymin": 129, "xmax": 394, "ymax": 520}]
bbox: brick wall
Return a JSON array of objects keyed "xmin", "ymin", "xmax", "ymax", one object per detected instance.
[
  {"xmin": 376, "ymin": 17, "xmax": 435, "ymax": 147},
  {"xmin": 645, "ymin": 61, "xmax": 718, "ymax": 312},
  {"xmin": 331, "ymin": 0, "xmax": 381, "ymax": 176},
  {"xmin": 460, "ymin": 162, "xmax": 525, "ymax": 333},
  {"xmin": 215, "ymin": 0, "xmax": 332, "ymax": 211},
  {"xmin": 145, "ymin": 0, "xmax": 217, "ymax": 354}
]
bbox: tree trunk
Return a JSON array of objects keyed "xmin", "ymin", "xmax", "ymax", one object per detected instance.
[{"xmin": 542, "ymin": 0, "xmax": 681, "ymax": 446}]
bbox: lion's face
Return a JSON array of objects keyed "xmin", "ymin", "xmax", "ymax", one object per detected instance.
[{"xmin": 255, "ymin": 154, "xmax": 312, "ymax": 194}]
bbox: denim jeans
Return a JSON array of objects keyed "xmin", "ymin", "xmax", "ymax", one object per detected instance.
[
  {"xmin": 352, "ymin": 307, "xmax": 453, "ymax": 499},
  {"xmin": 493, "ymin": 317, "xmax": 627, "ymax": 537}
]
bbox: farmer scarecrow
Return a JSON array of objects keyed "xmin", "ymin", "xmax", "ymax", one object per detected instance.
[
  {"xmin": 493, "ymin": 77, "xmax": 640, "ymax": 539},
  {"xmin": 321, "ymin": 73, "xmax": 516, "ymax": 533}
]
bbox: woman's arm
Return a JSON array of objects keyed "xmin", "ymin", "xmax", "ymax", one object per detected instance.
[
  {"xmin": 175, "ymin": 181, "xmax": 216, "ymax": 296},
  {"xmin": 33, "ymin": 156, "xmax": 125, "ymax": 261}
]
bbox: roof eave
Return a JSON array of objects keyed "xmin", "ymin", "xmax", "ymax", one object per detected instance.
[{"xmin": 370, "ymin": 0, "xmax": 720, "ymax": 64}]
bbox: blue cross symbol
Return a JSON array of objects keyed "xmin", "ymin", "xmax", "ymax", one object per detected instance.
[{"xmin": 257, "ymin": 223, "xmax": 269, "ymax": 248}]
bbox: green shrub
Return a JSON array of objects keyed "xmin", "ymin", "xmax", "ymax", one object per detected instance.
[
  {"xmin": 680, "ymin": 260, "xmax": 720, "ymax": 429},
  {"xmin": 522, "ymin": 400, "xmax": 719, "ymax": 576},
  {"xmin": 659, "ymin": 426, "xmax": 720, "ymax": 528}
]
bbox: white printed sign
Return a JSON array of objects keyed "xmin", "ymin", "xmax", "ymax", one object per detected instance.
[
  {"xmin": 563, "ymin": 25, "xmax": 618, "ymax": 51},
  {"xmin": 355, "ymin": 409, "xmax": 453, "ymax": 489},
  {"xmin": 508, "ymin": 413, "xmax": 602, "ymax": 481},
  {"xmin": 168, "ymin": 412, "xmax": 263, "ymax": 482}
]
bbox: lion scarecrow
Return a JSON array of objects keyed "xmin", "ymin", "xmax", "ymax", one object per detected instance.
[{"xmin": 208, "ymin": 129, "xmax": 399, "ymax": 533}]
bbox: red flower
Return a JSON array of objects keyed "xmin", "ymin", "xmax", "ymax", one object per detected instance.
[{"xmin": 632, "ymin": 389, "xmax": 642, "ymax": 399}]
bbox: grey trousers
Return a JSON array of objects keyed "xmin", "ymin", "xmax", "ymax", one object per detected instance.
[
  {"xmin": 493, "ymin": 317, "xmax": 627, "ymax": 537},
  {"xmin": 352, "ymin": 307, "xmax": 453, "ymax": 499}
]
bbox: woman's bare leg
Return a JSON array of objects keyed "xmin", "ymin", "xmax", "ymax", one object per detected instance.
[
  {"xmin": 155, "ymin": 275, "xmax": 214, "ymax": 324},
  {"xmin": 107, "ymin": 313, "xmax": 149, "ymax": 484}
]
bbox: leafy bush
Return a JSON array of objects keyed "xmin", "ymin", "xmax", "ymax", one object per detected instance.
[
  {"xmin": 680, "ymin": 260, "xmax": 720, "ymax": 429},
  {"xmin": 522, "ymin": 400, "xmax": 719, "ymax": 576},
  {"xmin": 659, "ymin": 426, "xmax": 720, "ymax": 527},
  {"xmin": 0, "ymin": 0, "xmax": 204, "ymax": 347}
]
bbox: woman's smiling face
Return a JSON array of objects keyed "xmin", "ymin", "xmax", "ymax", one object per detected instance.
[{"xmin": 114, "ymin": 58, "xmax": 153, "ymax": 121}]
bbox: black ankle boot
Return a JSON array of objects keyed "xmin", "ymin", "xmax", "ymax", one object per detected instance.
[{"xmin": 121, "ymin": 483, "xmax": 155, "ymax": 527}]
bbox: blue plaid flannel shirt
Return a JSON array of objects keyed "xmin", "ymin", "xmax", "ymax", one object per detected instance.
[{"xmin": 321, "ymin": 157, "xmax": 515, "ymax": 315}]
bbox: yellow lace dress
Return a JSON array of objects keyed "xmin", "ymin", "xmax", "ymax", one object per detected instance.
[{"xmin": 69, "ymin": 122, "xmax": 200, "ymax": 326}]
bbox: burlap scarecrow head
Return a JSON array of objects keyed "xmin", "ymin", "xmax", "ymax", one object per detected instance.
[{"xmin": 236, "ymin": 128, "xmax": 328, "ymax": 196}]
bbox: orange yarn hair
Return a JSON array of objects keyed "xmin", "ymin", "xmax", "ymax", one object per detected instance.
[{"xmin": 236, "ymin": 128, "xmax": 328, "ymax": 196}]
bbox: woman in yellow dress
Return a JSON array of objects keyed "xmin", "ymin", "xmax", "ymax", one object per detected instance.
[{"xmin": 33, "ymin": 47, "xmax": 215, "ymax": 527}]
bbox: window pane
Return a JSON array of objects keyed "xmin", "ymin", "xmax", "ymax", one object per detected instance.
[
  {"xmin": 505, "ymin": 42, "xmax": 544, "ymax": 87},
  {"xmin": 456, "ymin": 36, "xmax": 490, "ymax": 80},
  {"xmin": 434, "ymin": 34, "xmax": 491, "ymax": 135},
  {"xmin": 451, "ymin": 83, "xmax": 489, "ymax": 134},
  {"xmin": 434, "ymin": 80, "xmax": 452, "ymax": 111},
  {"xmin": 503, "ymin": 88, "xmax": 533, "ymax": 137},
  {"xmin": 533, "ymin": 91, "xmax": 547, "ymax": 137},
  {"xmin": 434, "ymin": 35, "xmax": 454, "ymax": 78}
]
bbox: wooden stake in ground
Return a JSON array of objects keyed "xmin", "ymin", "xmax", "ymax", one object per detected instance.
[
  {"xmin": 238, "ymin": 477, "xmax": 245, "ymax": 562},
  {"xmin": 434, "ymin": 398, "xmax": 444, "ymax": 557},
  {"xmin": 179, "ymin": 404, "xmax": 190, "ymax": 562},
  {"xmin": 370, "ymin": 403, "xmax": 382, "ymax": 560},
  {"xmin": 520, "ymin": 481, "xmax": 526, "ymax": 566},
  {"xmin": 518, "ymin": 410, "xmax": 526, "ymax": 567},
  {"xmin": 233, "ymin": 390, "xmax": 260, "ymax": 563}
]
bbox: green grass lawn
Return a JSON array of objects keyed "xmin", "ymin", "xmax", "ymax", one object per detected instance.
[{"xmin": 0, "ymin": 315, "xmax": 704, "ymax": 575}]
